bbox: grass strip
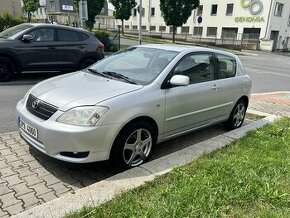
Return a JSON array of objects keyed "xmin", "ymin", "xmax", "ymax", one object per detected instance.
[{"xmin": 67, "ymin": 117, "xmax": 290, "ymax": 218}]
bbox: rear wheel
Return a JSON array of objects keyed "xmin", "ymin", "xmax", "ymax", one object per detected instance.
[
  {"xmin": 0, "ymin": 57, "xmax": 15, "ymax": 82},
  {"xmin": 110, "ymin": 121, "xmax": 156, "ymax": 169},
  {"xmin": 79, "ymin": 58, "xmax": 96, "ymax": 70},
  {"xmin": 224, "ymin": 99, "xmax": 247, "ymax": 130}
]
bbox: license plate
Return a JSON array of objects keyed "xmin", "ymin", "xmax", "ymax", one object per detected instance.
[{"xmin": 18, "ymin": 117, "xmax": 38, "ymax": 139}]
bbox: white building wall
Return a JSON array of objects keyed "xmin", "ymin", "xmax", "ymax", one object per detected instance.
[{"xmin": 121, "ymin": 0, "xmax": 290, "ymax": 50}]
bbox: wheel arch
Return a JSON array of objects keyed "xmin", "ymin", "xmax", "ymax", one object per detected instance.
[
  {"xmin": 0, "ymin": 53, "xmax": 21, "ymax": 73},
  {"xmin": 109, "ymin": 116, "xmax": 159, "ymax": 158}
]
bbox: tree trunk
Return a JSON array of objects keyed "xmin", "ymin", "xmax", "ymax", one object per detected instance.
[
  {"xmin": 172, "ymin": 25, "xmax": 176, "ymax": 43},
  {"xmin": 121, "ymin": 19, "xmax": 124, "ymax": 35},
  {"xmin": 28, "ymin": 12, "xmax": 31, "ymax": 22}
]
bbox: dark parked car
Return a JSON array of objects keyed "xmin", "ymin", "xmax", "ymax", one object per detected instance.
[{"xmin": 0, "ymin": 23, "xmax": 105, "ymax": 81}]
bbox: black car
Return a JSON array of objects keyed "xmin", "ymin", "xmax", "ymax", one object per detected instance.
[{"xmin": 0, "ymin": 23, "xmax": 105, "ymax": 81}]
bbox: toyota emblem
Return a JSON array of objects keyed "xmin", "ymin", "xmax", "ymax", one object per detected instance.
[{"xmin": 32, "ymin": 100, "xmax": 40, "ymax": 109}]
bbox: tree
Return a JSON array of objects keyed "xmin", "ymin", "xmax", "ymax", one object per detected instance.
[
  {"xmin": 109, "ymin": 0, "xmax": 136, "ymax": 35},
  {"xmin": 22, "ymin": 0, "xmax": 39, "ymax": 22},
  {"xmin": 74, "ymin": 0, "xmax": 105, "ymax": 31},
  {"xmin": 160, "ymin": 0, "xmax": 199, "ymax": 43}
]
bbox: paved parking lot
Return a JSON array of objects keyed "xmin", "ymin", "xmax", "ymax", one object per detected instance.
[{"xmin": 0, "ymin": 123, "xmax": 233, "ymax": 217}]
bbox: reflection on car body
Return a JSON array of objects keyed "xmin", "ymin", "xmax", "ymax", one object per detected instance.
[{"xmin": 16, "ymin": 44, "xmax": 252, "ymax": 169}]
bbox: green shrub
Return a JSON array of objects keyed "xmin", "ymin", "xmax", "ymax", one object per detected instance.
[
  {"xmin": 0, "ymin": 13, "xmax": 24, "ymax": 32},
  {"xmin": 94, "ymin": 30, "xmax": 118, "ymax": 52}
]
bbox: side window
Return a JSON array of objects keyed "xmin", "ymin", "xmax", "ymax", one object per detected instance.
[
  {"xmin": 57, "ymin": 29, "xmax": 80, "ymax": 41},
  {"xmin": 27, "ymin": 28, "xmax": 54, "ymax": 42},
  {"xmin": 217, "ymin": 54, "xmax": 237, "ymax": 79},
  {"xmin": 173, "ymin": 53, "xmax": 215, "ymax": 84}
]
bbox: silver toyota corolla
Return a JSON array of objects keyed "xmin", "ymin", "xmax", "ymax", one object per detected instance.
[{"xmin": 17, "ymin": 45, "xmax": 251, "ymax": 168}]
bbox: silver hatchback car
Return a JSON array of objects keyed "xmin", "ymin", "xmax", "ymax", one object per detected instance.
[{"xmin": 17, "ymin": 45, "xmax": 251, "ymax": 168}]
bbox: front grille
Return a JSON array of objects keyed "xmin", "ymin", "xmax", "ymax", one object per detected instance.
[{"xmin": 26, "ymin": 94, "xmax": 58, "ymax": 120}]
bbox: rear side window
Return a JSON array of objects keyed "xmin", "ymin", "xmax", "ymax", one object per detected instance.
[
  {"xmin": 57, "ymin": 29, "xmax": 83, "ymax": 41},
  {"xmin": 217, "ymin": 54, "xmax": 237, "ymax": 79}
]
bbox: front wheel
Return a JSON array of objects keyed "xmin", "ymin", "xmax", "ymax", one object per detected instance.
[
  {"xmin": 0, "ymin": 57, "xmax": 15, "ymax": 82},
  {"xmin": 110, "ymin": 121, "xmax": 156, "ymax": 169},
  {"xmin": 224, "ymin": 99, "xmax": 247, "ymax": 130}
]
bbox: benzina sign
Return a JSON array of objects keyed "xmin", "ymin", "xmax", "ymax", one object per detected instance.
[{"xmin": 235, "ymin": 16, "xmax": 265, "ymax": 22}]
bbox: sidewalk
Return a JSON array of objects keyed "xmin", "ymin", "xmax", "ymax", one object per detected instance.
[
  {"xmin": 250, "ymin": 92, "xmax": 290, "ymax": 117},
  {"xmin": 0, "ymin": 92, "xmax": 288, "ymax": 217}
]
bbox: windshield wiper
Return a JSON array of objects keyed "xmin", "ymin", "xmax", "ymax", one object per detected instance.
[
  {"xmin": 87, "ymin": 68, "xmax": 109, "ymax": 78},
  {"xmin": 102, "ymin": 71, "xmax": 137, "ymax": 85}
]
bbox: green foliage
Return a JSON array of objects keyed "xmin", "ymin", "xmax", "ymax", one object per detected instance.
[
  {"xmin": 75, "ymin": 0, "xmax": 105, "ymax": 31},
  {"xmin": 109, "ymin": 0, "xmax": 136, "ymax": 34},
  {"xmin": 22, "ymin": 0, "xmax": 39, "ymax": 22},
  {"xmin": 0, "ymin": 13, "xmax": 24, "ymax": 32},
  {"xmin": 160, "ymin": 0, "xmax": 199, "ymax": 42},
  {"xmin": 94, "ymin": 30, "xmax": 117, "ymax": 52},
  {"xmin": 66, "ymin": 117, "xmax": 290, "ymax": 217}
]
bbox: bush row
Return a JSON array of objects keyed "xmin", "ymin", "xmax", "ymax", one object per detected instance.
[{"xmin": 0, "ymin": 13, "xmax": 24, "ymax": 32}]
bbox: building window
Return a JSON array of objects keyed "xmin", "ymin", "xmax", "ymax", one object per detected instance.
[
  {"xmin": 142, "ymin": 26, "xmax": 146, "ymax": 30},
  {"xmin": 288, "ymin": 14, "xmax": 290, "ymax": 26},
  {"xmin": 274, "ymin": 2, "xmax": 284, "ymax": 16},
  {"xmin": 151, "ymin": 7, "xmax": 155, "ymax": 16},
  {"xmin": 133, "ymin": 8, "xmax": 137, "ymax": 16},
  {"xmin": 226, "ymin": 4, "xmax": 234, "ymax": 16},
  {"xmin": 181, "ymin": 26, "xmax": 190, "ymax": 34},
  {"xmin": 197, "ymin": 5, "xmax": 203, "ymax": 16},
  {"xmin": 132, "ymin": 25, "xmax": 138, "ymax": 30},
  {"xmin": 193, "ymin": 27, "xmax": 203, "ymax": 36},
  {"xmin": 207, "ymin": 27, "xmax": 217, "ymax": 37},
  {"xmin": 159, "ymin": 26, "xmax": 166, "ymax": 32},
  {"xmin": 125, "ymin": 25, "xmax": 129, "ymax": 29},
  {"xmin": 150, "ymin": 26, "xmax": 156, "ymax": 31},
  {"xmin": 142, "ymin": 8, "xmax": 145, "ymax": 17},
  {"xmin": 211, "ymin": 4, "xmax": 218, "ymax": 16}
]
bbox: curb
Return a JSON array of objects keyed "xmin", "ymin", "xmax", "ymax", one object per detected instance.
[{"xmin": 12, "ymin": 112, "xmax": 280, "ymax": 218}]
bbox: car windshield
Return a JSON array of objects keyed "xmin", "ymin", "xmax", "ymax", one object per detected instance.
[
  {"xmin": 88, "ymin": 47, "xmax": 178, "ymax": 85},
  {"xmin": 0, "ymin": 24, "xmax": 33, "ymax": 39}
]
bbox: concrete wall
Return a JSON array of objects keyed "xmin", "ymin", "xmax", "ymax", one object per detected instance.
[{"xmin": 0, "ymin": 0, "xmax": 22, "ymax": 17}]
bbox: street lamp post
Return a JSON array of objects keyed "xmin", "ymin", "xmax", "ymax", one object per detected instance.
[{"xmin": 138, "ymin": 0, "xmax": 142, "ymax": 44}]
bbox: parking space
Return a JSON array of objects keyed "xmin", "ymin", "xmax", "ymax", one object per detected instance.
[{"xmin": 0, "ymin": 121, "xmax": 250, "ymax": 217}]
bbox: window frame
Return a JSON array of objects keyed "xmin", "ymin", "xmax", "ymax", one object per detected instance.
[
  {"xmin": 226, "ymin": 3, "xmax": 234, "ymax": 16},
  {"xmin": 161, "ymin": 52, "xmax": 218, "ymax": 89},
  {"xmin": 274, "ymin": 2, "xmax": 284, "ymax": 17},
  {"xmin": 211, "ymin": 4, "xmax": 218, "ymax": 16},
  {"xmin": 197, "ymin": 5, "xmax": 203, "ymax": 16}
]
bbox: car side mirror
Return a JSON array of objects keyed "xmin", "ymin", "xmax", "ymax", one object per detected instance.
[
  {"xmin": 170, "ymin": 75, "xmax": 190, "ymax": 86},
  {"xmin": 22, "ymin": 34, "xmax": 33, "ymax": 42}
]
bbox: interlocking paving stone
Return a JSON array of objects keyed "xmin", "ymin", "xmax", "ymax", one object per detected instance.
[
  {"xmin": 38, "ymin": 192, "xmax": 58, "ymax": 202},
  {"xmin": 22, "ymin": 174, "xmax": 42, "ymax": 187},
  {"xmin": 0, "ymin": 184, "xmax": 12, "ymax": 196},
  {"xmin": 17, "ymin": 192, "xmax": 42, "ymax": 208},
  {"xmin": 3, "ymin": 175, "xmax": 23, "ymax": 187},
  {"xmin": 9, "ymin": 161, "xmax": 27, "ymax": 171},
  {"xmin": 11, "ymin": 183, "xmax": 34, "ymax": 197},
  {"xmin": 0, "ymin": 168, "xmax": 18, "ymax": 178},
  {"xmin": 2, "ymin": 203, "xmax": 23, "ymax": 216},
  {"xmin": 30, "ymin": 182, "xmax": 53, "ymax": 197},
  {"xmin": 0, "ymin": 149, "xmax": 12, "ymax": 157},
  {"xmin": 48, "ymin": 182, "xmax": 72, "ymax": 197},
  {"xmin": 0, "ymin": 209, "xmax": 9, "ymax": 218},
  {"xmin": 40, "ymin": 174, "xmax": 62, "ymax": 186},
  {"xmin": 4, "ymin": 154, "xmax": 19, "ymax": 163},
  {"xmin": 0, "ymin": 192, "xmax": 22, "ymax": 208},
  {"xmin": 15, "ymin": 168, "xmax": 35, "ymax": 178}
]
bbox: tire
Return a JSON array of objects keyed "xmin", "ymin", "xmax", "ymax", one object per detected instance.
[
  {"xmin": 0, "ymin": 57, "xmax": 15, "ymax": 82},
  {"xmin": 79, "ymin": 58, "xmax": 96, "ymax": 70},
  {"xmin": 224, "ymin": 99, "xmax": 247, "ymax": 130},
  {"xmin": 110, "ymin": 121, "xmax": 156, "ymax": 169}
]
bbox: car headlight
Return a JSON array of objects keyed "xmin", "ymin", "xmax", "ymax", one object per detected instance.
[{"xmin": 56, "ymin": 106, "xmax": 109, "ymax": 126}]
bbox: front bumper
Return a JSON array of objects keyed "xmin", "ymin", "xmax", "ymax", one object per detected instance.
[{"xmin": 16, "ymin": 100, "xmax": 122, "ymax": 163}]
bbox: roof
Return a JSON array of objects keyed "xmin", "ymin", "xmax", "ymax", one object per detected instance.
[{"xmin": 135, "ymin": 44, "xmax": 237, "ymax": 58}]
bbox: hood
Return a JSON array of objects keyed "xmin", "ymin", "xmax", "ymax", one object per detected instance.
[{"xmin": 30, "ymin": 71, "xmax": 143, "ymax": 111}]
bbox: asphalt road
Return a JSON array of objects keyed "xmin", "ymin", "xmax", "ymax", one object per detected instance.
[{"xmin": 0, "ymin": 52, "xmax": 289, "ymax": 133}]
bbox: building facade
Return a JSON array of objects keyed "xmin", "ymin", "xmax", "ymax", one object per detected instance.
[
  {"xmin": 121, "ymin": 0, "xmax": 290, "ymax": 51},
  {"xmin": 0, "ymin": 0, "xmax": 22, "ymax": 17}
]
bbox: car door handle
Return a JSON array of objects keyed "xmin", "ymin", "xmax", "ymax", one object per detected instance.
[
  {"xmin": 78, "ymin": 46, "xmax": 85, "ymax": 49},
  {"xmin": 212, "ymin": 84, "xmax": 219, "ymax": 91},
  {"xmin": 48, "ymin": 47, "xmax": 56, "ymax": 50}
]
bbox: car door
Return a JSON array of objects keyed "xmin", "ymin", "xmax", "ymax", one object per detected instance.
[
  {"xmin": 54, "ymin": 28, "xmax": 88, "ymax": 70},
  {"xmin": 19, "ymin": 27, "xmax": 58, "ymax": 70},
  {"xmin": 163, "ymin": 52, "xmax": 223, "ymax": 138}
]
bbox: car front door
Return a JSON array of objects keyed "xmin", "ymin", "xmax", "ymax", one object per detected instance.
[
  {"xmin": 19, "ymin": 27, "xmax": 58, "ymax": 70},
  {"xmin": 163, "ymin": 52, "xmax": 223, "ymax": 138}
]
